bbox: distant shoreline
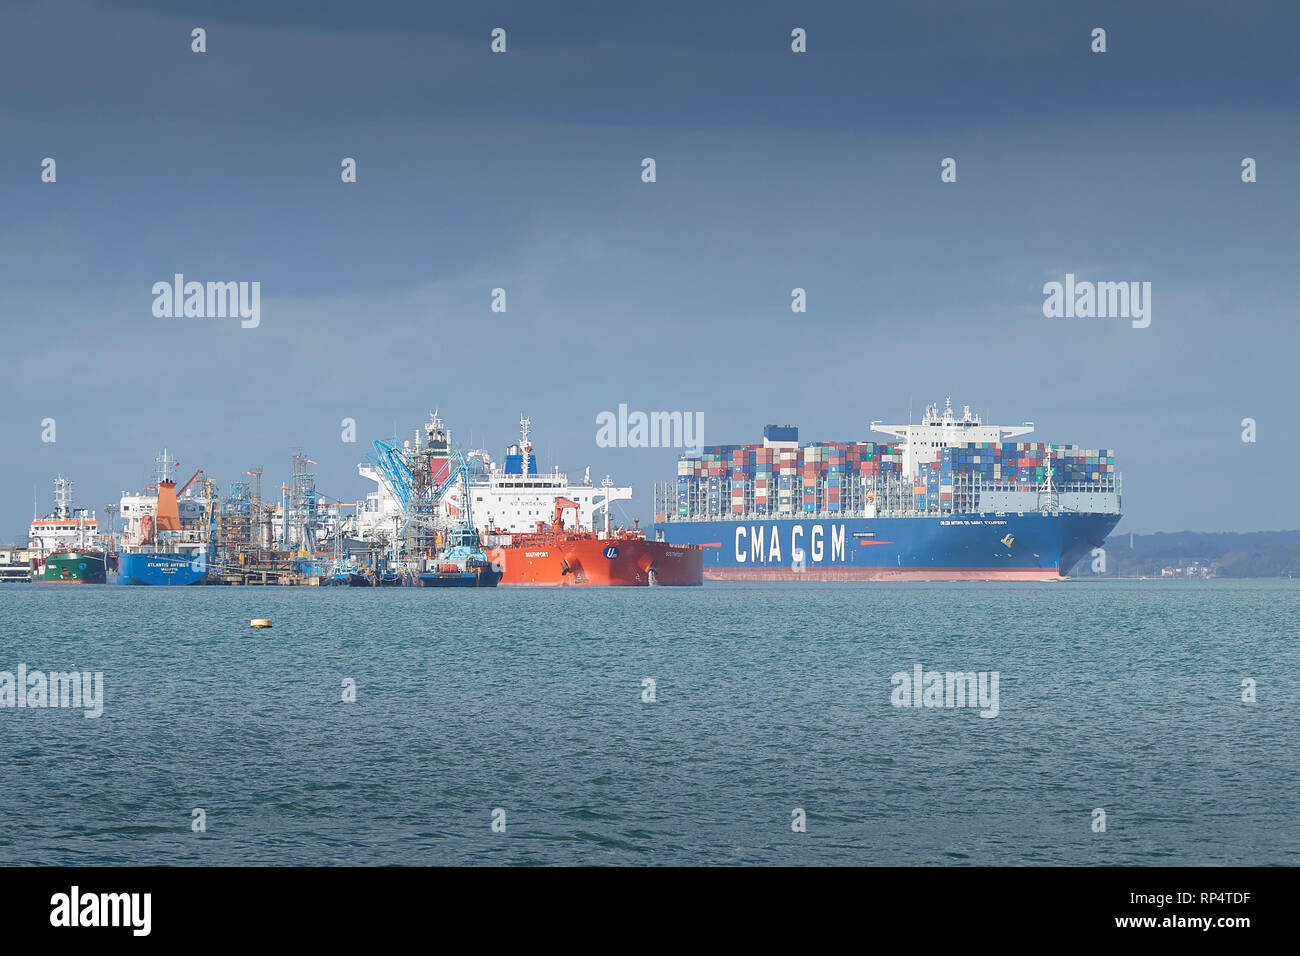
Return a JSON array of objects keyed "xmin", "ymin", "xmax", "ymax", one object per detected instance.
[{"xmin": 1074, "ymin": 529, "xmax": 1300, "ymax": 579}]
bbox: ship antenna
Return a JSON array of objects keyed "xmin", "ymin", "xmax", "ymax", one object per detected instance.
[
  {"xmin": 519, "ymin": 416, "xmax": 532, "ymax": 479},
  {"xmin": 155, "ymin": 447, "xmax": 175, "ymax": 484},
  {"xmin": 602, "ymin": 474, "xmax": 613, "ymax": 535},
  {"xmin": 1039, "ymin": 444, "xmax": 1058, "ymax": 512}
]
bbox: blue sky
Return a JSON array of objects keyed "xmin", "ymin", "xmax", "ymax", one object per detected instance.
[{"xmin": 2, "ymin": 0, "xmax": 1297, "ymax": 538}]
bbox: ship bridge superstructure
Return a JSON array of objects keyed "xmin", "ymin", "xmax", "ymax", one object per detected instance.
[
  {"xmin": 871, "ymin": 397, "xmax": 1035, "ymax": 478},
  {"xmin": 29, "ymin": 476, "xmax": 100, "ymax": 555}
]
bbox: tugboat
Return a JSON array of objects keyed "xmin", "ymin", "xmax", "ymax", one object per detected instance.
[
  {"xmin": 375, "ymin": 565, "xmax": 406, "ymax": 587},
  {"xmin": 324, "ymin": 558, "xmax": 371, "ymax": 587},
  {"xmin": 417, "ymin": 526, "xmax": 503, "ymax": 587},
  {"xmin": 29, "ymin": 477, "xmax": 107, "ymax": 583}
]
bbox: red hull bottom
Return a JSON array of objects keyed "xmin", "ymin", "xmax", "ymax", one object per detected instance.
[
  {"xmin": 495, "ymin": 537, "xmax": 703, "ymax": 586},
  {"xmin": 703, "ymin": 567, "xmax": 1068, "ymax": 582}
]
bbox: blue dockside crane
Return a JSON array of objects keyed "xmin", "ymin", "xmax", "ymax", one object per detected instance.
[{"xmin": 366, "ymin": 439, "xmax": 478, "ymax": 551}]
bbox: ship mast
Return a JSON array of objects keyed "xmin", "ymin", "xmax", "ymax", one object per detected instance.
[
  {"xmin": 155, "ymin": 448, "xmax": 175, "ymax": 484},
  {"xmin": 1039, "ymin": 444, "xmax": 1058, "ymax": 512},
  {"xmin": 53, "ymin": 475, "xmax": 72, "ymax": 520},
  {"xmin": 602, "ymin": 474, "xmax": 613, "ymax": 535},
  {"xmin": 519, "ymin": 416, "xmax": 532, "ymax": 480}
]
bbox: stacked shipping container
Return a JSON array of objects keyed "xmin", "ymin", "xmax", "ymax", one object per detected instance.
[
  {"xmin": 675, "ymin": 439, "xmax": 903, "ymax": 516},
  {"xmin": 668, "ymin": 435, "xmax": 1117, "ymax": 520}
]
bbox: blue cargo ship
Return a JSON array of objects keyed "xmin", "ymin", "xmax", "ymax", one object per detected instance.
[
  {"xmin": 653, "ymin": 399, "xmax": 1122, "ymax": 582},
  {"xmin": 114, "ymin": 449, "xmax": 213, "ymax": 585},
  {"xmin": 652, "ymin": 512, "xmax": 1117, "ymax": 581},
  {"xmin": 118, "ymin": 550, "xmax": 208, "ymax": 586}
]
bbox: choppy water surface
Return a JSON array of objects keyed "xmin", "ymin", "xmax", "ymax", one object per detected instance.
[{"xmin": 0, "ymin": 580, "xmax": 1295, "ymax": 865}]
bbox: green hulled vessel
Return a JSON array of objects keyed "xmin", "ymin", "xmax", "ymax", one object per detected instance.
[
  {"xmin": 29, "ymin": 477, "xmax": 105, "ymax": 583},
  {"xmin": 35, "ymin": 551, "xmax": 107, "ymax": 583}
]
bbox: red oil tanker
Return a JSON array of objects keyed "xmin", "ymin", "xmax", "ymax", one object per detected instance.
[{"xmin": 489, "ymin": 498, "xmax": 702, "ymax": 586}]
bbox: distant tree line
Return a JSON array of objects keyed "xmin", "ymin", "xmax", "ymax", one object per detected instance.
[{"xmin": 1069, "ymin": 530, "xmax": 1300, "ymax": 578}]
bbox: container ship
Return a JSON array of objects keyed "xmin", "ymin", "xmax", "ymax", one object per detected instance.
[
  {"xmin": 28, "ymin": 477, "xmax": 107, "ymax": 583},
  {"xmin": 652, "ymin": 399, "xmax": 1121, "ymax": 582},
  {"xmin": 115, "ymin": 450, "xmax": 211, "ymax": 585}
]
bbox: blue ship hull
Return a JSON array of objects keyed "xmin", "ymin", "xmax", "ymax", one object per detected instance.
[
  {"xmin": 417, "ymin": 563, "xmax": 503, "ymax": 587},
  {"xmin": 418, "ymin": 572, "xmax": 483, "ymax": 587},
  {"xmin": 325, "ymin": 572, "xmax": 371, "ymax": 587},
  {"xmin": 117, "ymin": 551, "xmax": 208, "ymax": 586},
  {"xmin": 653, "ymin": 511, "xmax": 1120, "ymax": 581}
]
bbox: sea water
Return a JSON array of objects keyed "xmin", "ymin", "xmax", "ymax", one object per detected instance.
[{"xmin": 0, "ymin": 580, "xmax": 1295, "ymax": 865}]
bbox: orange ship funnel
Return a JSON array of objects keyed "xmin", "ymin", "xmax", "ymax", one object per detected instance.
[{"xmin": 155, "ymin": 480, "xmax": 182, "ymax": 531}]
